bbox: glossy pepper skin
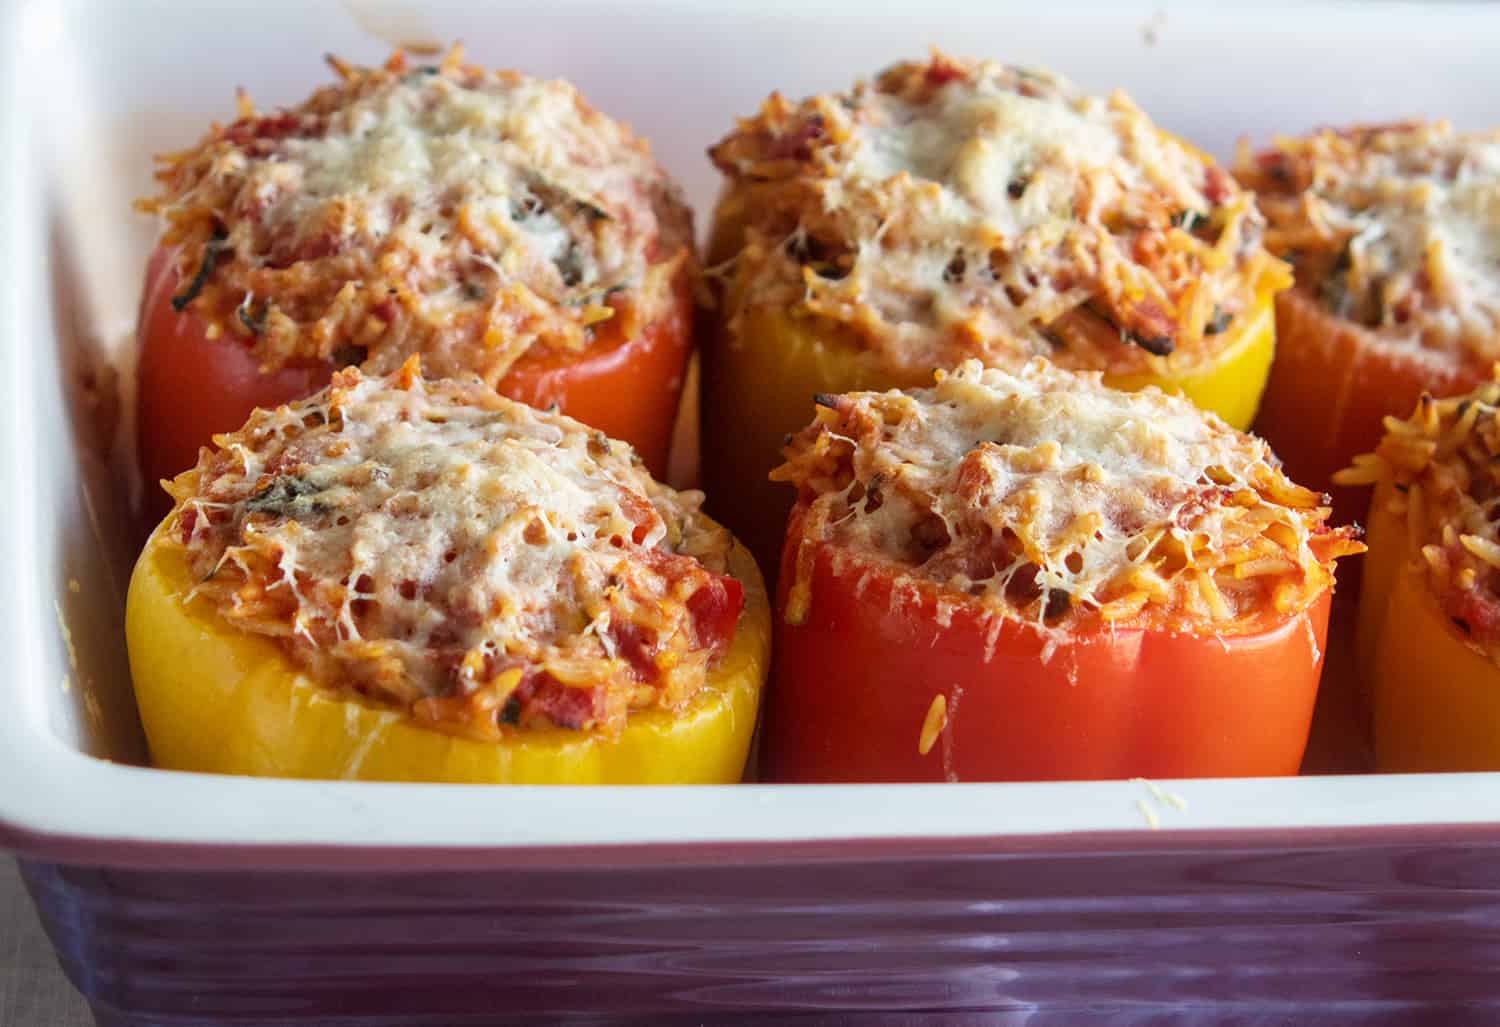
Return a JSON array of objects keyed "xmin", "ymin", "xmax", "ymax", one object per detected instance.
[
  {"xmin": 701, "ymin": 277, "xmax": 1280, "ymax": 578},
  {"xmin": 1358, "ymin": 481, "xmax": 1500, "ymax": 772},
  {"xmin": 136, "ymin": 246, "xmax": 694, "ymax": 517},
  {"xmin": 125, "ymin": 518, "xmax": 769, "ymax": 785},
  {"xmin": 1253, "ymin": 290, "xmax": 1487, "ymax": 519},
  {"xmin": 763, "ymin": 504, "xmax": 1332, "ymax": 784}
]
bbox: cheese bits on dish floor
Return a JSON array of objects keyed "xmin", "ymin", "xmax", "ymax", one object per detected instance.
[
  {"xmin": 765, "ymin": 359, "xmax": 1362, "ymax": 783},
  {"xmin": 702, "ymin": 53, "xmax": 1291, "ymax": 570},
  {"xmin": 125, "ymin": 360, "xmax": 768, "ymax": 784},
  {"xmin": 135, "ymin": 47, "xmax": 697, "ymax": 505},
  {"xmin": 1236, "ymin": 120, "xmax": 1500, "ymax": 512},
  {"xmin": 1339, "ymin": 375, "xmax": 1500, "ymax": 771}
]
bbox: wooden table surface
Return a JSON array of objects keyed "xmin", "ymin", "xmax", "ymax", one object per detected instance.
[{"xmin": 0, "ymin": 858, "xmax": 91, "ymax": 1026}]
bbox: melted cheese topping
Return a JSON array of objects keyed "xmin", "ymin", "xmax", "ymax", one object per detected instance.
[
  {"xmin": 166, "ymin": 361, "xmax": 739, "ymax": 740},
  {"xmin": 140, "ymin": 50, "xmax": 694, "ymax": 382},
  {"xmin": 709, "ymin": 54, "xmax": 1289, "ymax": 379},
  {"xmin": 1339, "ymin": 375, "xmax": 1500, "ymax": 654},
  {"xmin": 775, "ymin": 360, "xmax": 1361, "ymax": 634},
  {"xmin": 1236, "ymin": 121, "xmax": 1500, "ymax": 365}
]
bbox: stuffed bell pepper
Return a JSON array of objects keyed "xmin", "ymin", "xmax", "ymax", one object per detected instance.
[
  {"xmin": 1339, "ymin": 375, "xmax": 1500, "ymax": 771},
  {"xmin": 125, "ymin": 360, "xmax": 768, "ymax": 784},
  {"xmin": 765, "ymin": 359, "xmax": 1362, "ymax": 783},
  {"xmin": 1236, "ymin": 120, "xmax": 1500, "ymax": 514},
  {"xmin": 136, "ymin": 47, "xmax": 696, "ymax": 515},
  {"xmin": 704, "ymin": 53, "xmax": 1291, "ymax": 569}
]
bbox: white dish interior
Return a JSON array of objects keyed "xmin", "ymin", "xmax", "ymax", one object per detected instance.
[{"xmin": 5, "ymin": 0, "xmax": 1500, "ymax": 855}]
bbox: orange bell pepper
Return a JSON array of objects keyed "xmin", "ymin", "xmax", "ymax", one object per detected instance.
[
  {"xmin": 1356, "ymin": 478, "xmax": 1500, "ymax": 772},
  {"xmin": 1341, "ymin": 380, "xmax": 1500, "ymax": 771}
]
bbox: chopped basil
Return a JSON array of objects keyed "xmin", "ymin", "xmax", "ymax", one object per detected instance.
[
  {"xmin": 556, "ymin": 244, "xmax": 585, "ymax": 287},
  {"xmin": 498, "ymin": 695, "xmax": 522, "ymax": 726},
  {"xmin": 245, "ymin": 475, "xmax": 327, "ymax": 518},
  {"xmin": 237, "ymin": 297, "xmax": 267, "ymax": 336},
  {"xmin": 1125, "ymin": 329, "xmax": 1175, "ymax": 356},
  {"xmin": 574, "ymin": 197, "xmax": 611, "ymax": 222},
  {"xmin": 1043, "ymin": 588, "xmax": 1070, "ymax": 622},
  {"xmin": 1083, "ymin": 302, "xmax": 1175, "ymax": 357},
  {"xmin": 171, "ymin": 230, "xmax": 228, "ymax": 311}
]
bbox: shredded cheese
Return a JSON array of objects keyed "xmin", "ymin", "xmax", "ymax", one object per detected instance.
[
  {"xmin": 918, "ymin": 693, "xmax": 948, "ymax": 756},
  {"xmin": 709, "ymin": 52, "xmax": 1288, "ymax": 380},
  {"xmin": 1132, "ymin": 776, "xmax": 1190, "ymax": 813},
  {"xmin": 139, "ymin": 49, "xmax": 693, "ymax": 384},
  {"xmin": 776, "ymin": 359, "xmax": 1362, "ymax": 635},
  {"xmin": 1236, "ymin": 121, "xmax": 1500, "ymax": 368},
  {"xmin": 166, "ymin": 361, "xmax": 740, "ymax": 740}
]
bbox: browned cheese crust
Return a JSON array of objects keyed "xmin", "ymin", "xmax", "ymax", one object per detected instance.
[
  {"xmin": 710, "ymin": 53, "xmax": 1289, "ymax": 379},
  {"xmin": 166, "ymin": 360, "xmax": 739, "ymax": 740},
  {"xmin": 777, "ymin": 360, "xmax": 1362, "ymax": 635},
  {"xmin": 1236, "ymin": 120, "xmax": 1500, "ymax": 372},
  {"xmin": 140, "ymin": 49, "xmax": 695, "ymax": 382}
]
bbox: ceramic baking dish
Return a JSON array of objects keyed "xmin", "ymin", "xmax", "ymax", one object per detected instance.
[{"xmin": 6, "ymin": 0, "xmax": 1500, "ymax": 1022}]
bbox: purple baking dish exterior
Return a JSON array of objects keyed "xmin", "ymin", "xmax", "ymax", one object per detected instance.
[
  {"xmin": 10, "ymin": 2, "xmax": 1500, "ymax": 1024},
  {"xmin": 13, "ymin": 827, "xmax": 1500, "ymax": 1025}
]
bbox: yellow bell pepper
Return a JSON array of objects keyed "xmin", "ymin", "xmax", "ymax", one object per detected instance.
[
  {"xmin": 701, "ymin": 280, "xmax": 1279, "ymax": 575},
  {"xmin": 1101, "ymin": 290, "xmax": 1277, "ymax": 432},
  {"xmin": 1357, "ymin": 479, "xmax": 1500, "ymax": 772},
  {"xmin": 125, "ymin": 519, "xmax": 770, "ymax": 784}
]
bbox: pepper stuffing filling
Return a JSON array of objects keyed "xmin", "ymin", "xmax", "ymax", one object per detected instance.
[
  {"xmin": 165, "ymin": 361, "xmax": 742, "ymax": 740},
  {"xmin": 1236, "ymin": 120, "xmax": 1500, "ymax": 365},
  {"xmin": 1339, "ymin": 375, "xmax": 1500, "ymax": 652},
  {"xmin": 776, "ymin": 359, "xmax": 1361, "ymax": 636},
  {"xmin": 139, "ymin": 48, "xmax": 694, "ymax": 384},
  {"xmin": 709, "ymin": 53, "xmax": 1289, "ymax": 379}
]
